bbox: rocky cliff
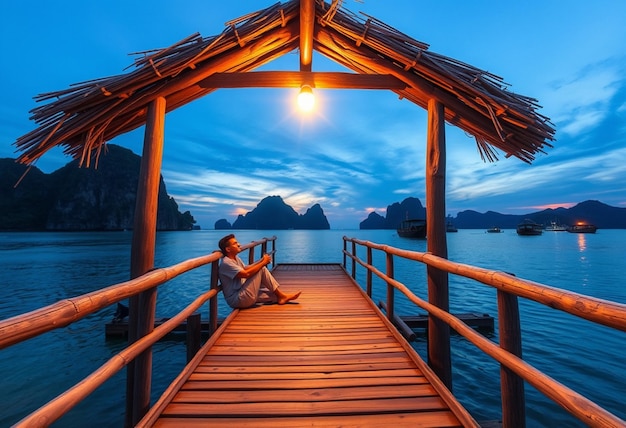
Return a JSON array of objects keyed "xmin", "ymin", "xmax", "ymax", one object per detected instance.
[
  {"xmin": 360, "ymin": 197, "xmax": 426, "ymax": 229},
  {"xmin": 0, "ymin": 145, "xmax": 195, "ymax": 231},
  {"xmin": 360, "ymin": 198, "xmax": 626, "ymax": 229},
  {"xmin": 215, "ymin": 195, "xmax": 330, "ymax": 230}
]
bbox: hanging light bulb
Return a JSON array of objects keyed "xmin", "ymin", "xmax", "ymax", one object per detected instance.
[{"xmin": 297, "ymin": 84, "xmax": 315, "ymax": 112}]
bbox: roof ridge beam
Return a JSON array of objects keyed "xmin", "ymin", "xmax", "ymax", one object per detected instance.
[{"xmin": 300, "ymin": 0, "xmax": 315, "ymax": 72}]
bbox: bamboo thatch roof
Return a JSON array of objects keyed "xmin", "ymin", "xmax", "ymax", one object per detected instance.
[{"xmin": 14, "ymin": 0, "xmax": 555, "ymax": 167}]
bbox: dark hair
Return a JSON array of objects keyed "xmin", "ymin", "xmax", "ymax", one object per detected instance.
[{"xmin": 218, "ymin": 234, "xmax": 235, "ymax": 255}]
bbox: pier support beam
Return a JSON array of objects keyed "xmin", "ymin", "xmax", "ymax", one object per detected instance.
[
  {"xmin": 425, "ymin": 98, "xmax": 452, "ymax": 389},
  {"xmin": 126, "ymin": 96, "xmax": 166, "ymax": 427},
  {"xmin": 498, "ymin": 290, "xmax": 526, "ymax": 427}
]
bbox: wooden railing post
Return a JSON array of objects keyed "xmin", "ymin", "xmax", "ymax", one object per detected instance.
[
  {"xmin": 366, "ymin": 246, "xmax": 373, "ymax": 297},
  {"xmin": 248, "ymin": 245, "xmax": 255, "ymax": 265},
  {"xmin": 351, "ymin": 241, "xmax": 357, "ymax": 279},
  {"xmin": 209, "ymin": 258, "xmax": 220, "ymax": 336},
  {"xmin": 498, "ymin": 289, "xmax": 526, "ymax": 428},
  {"xmin": 186, "ymin": 313, "xmax": 201, "ymax": 362},
  {"xmin": 342, "ymin": 238, "xmax": 347, "ymax": 269},
  {"xmin": 272, "ymin": 236, "xmax": 276, "ymax": 267},
  {"xmin": 386, "ymin": 252, "xmax": 395, "ymax": 321}
]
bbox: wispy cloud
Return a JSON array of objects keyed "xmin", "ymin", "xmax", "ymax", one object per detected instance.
[{"xmin": 547, "ymin": 65, "xmax": 623, "ymax": 137}]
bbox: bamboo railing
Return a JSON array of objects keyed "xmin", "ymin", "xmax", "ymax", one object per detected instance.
[
  {"xmin": 342, "ymin": 236, "xmax": 626, "ymax": 428},
  {"xmin": 0, "ymin": 237, "xmax": 276, "ymax": 427}
]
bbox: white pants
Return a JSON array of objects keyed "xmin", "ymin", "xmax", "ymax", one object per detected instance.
[{"xmin": 227, "ymin": 267, "xmax": 281, "ymax": 309}]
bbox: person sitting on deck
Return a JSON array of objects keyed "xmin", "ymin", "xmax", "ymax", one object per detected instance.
[{"xmin": 218, "ymin": 234, "xmax": 301, "ymax": 309}]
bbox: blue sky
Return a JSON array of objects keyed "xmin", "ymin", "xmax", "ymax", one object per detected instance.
[{"xmin": 2, "ymin": 1, "xmax": 625, "ymax": 229}]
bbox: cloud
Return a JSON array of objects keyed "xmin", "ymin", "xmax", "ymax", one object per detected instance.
[
  {"xmin": 543, "ymin": 62, "xmax": 623, "ymax": 137},
  {"xmin": 447, "ymin": 145, "xmax": 626, "ymax": 207}
]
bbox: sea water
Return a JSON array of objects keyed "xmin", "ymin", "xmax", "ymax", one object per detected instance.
[{"xmin": 0, "ymin": 229, "xmax": 624, "ymax": 427}]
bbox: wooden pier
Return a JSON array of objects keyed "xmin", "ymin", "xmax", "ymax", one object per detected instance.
[
  {"xmin": 138, "ymin": 264, "xmax": 478, "ymax": 427},
  {"xmin": 4, "ymin": 241, "xmax": 625, "ymax": 427}
]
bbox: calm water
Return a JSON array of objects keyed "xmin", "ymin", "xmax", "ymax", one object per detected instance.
[{"xmin": 1, "ymin": 229, "xmax": 624, "ymax": 427}]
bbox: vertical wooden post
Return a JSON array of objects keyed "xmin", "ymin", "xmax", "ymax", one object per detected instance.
[
  {"xmin": 386, "ymin": 253, "xmax": 395, "ymax": 321},
  {"xmin": 248, "ymin": 245, "xmax": 255, "ymax": 265},
  {"xmin": 209, "ymin": 258, "xmax": 220, "ymax": 336},
  {"xmin": 126, "ymin": 96, "xmax": 166, "ymax": 427},
  {"xmin": 261, "ymin": 241, "xmax": 268, "ymax": 266},
  {"xmin": 366, "ymin": 246, "xmax": 373, "ymax": 297},
  {"xmin": 351, "ymin": 241, "xmax": 357, "ymax": 279},
  {"xmin": 342, "ymin": 238, "xmax": 347, "ymax": 269},
  {"xmin": 426, "ymin": 98, "xmax": 452, "ymax": 389},
  {"xmin": 186, "ymin": 313, "xmax": 202, "ymax": 363},
  {"xmin": 498, "ymin": 290, "xmax": 526, "ymax": 427}
]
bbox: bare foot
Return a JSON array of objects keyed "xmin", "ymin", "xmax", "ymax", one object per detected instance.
[{"xmin": 278, "ymin": 291, "xmax": 301, "ymax": 305}]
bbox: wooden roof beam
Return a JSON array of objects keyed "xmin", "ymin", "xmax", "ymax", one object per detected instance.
[
  {"xmin": 300, "ymin": 0, "xmax": 315, "ymax": 72},
  {"xmin": 199, "ymin": 71, "xmax": 406, "ymax": 90},
  {"xmin": 314, "ymin": 31, "xmax": 522, "ymax": 145}
]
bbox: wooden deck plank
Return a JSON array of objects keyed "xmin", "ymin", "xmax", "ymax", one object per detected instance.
[
  {"xmin": 160, "ymin": 396, "xmax": 450, "ymax": 416},
  {"xmin": 145, "ymin": 264, "xmax": 477, "ymax": 427},
  {"xmin": 194, "ymin": 361, "xmax": 417, "ymax": 373},
  {"xmin": 180, "ymin": 377, "xmax": 430, "ymax": 391},
  {"xmin": 153, "ymin": 411, "xmax": 463, "ymax": 428},
  {"xmin": 200, "ymin": 352, "xmax": 414, "ymax": 365},
  {"xmin": 172, "ymin": 384, "xmax": 439, "ymax": 402},
  {"xmin": 188, "ymin": 368, "xmax": 425, "ymax": 381}
]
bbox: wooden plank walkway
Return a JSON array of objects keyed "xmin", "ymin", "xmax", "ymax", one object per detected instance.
[{"xmin": 142, "ymin": 264, "xmax": 478, "ymax": 427}]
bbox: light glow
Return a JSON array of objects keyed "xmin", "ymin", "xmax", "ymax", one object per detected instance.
[{"xmin": 297, "ymin": 85, "xmax": 315, "ymax": 112}]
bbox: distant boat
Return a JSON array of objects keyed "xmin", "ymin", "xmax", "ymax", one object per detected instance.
[
  {"xmin": 567, "ymin": 222, "xmax": 597, "ymax": 233},
  {"xmin": 397, "ymin": 219, "xmax": 427, "ymax": 238},
  {"xmin": 545, "ymin": 221, "xmax": 567, "ymax": 232},
  {"xmin": 446, "ymin": 221, "xmax": 458, "ymax": 232},
  {"xmin": 486, "ymin": 227, "xmax": 502, "ymax": 233},
  {"xmin": 516, "ymin": 219, "xmax": 543, "ymax": 236}
]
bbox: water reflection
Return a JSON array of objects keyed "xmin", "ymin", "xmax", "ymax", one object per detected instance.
[{"xmin": 577, "ymin": 233, "xmax": 587, "ymax": 252}]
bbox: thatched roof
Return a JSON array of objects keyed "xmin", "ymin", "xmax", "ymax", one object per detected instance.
[{"xmin": 14, "ymin": 0, "xmax": 555, "ymax": 167}]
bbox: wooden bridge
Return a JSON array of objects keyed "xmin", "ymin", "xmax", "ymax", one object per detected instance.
[
  {"xmin": 139, "ymin": 264, "xmax": 476, "ymax": 427},
  {"xmin": 2, "ymin": 237, "xmax": 625, "ymax": 427}
]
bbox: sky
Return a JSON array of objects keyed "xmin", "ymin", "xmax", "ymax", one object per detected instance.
[{"xmin": 1, "ymin": 1, "xmax": 625, "ymax": 229}]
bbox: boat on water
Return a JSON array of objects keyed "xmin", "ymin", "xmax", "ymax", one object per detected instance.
[
  {"xmin": 545, "ymin": 221, "xmax": 567, "ymax": 232},
  {"xmin": 568, "ymin": 222, "xmax": 597, "ymax": 233},
  {"xmin": 397, "ymin": 219, "xmax": 427, "ymax": 238},
  {"xmin": 486, "ymin": 227, "xmax": 502, "ymax": 233},
  {"xmin": 446, "ymin": 221, "xmax": 458, "ymax": 232},
  {"xmin": 516, "ymin": 219, "xmax": 543, "ymax": 235}
]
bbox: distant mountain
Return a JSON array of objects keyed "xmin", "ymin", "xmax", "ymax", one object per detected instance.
[
  {"xmin": 455, "ymin": 210, "xmax": 520, "ymax": 229},
  {"xmin": 360, "ymin": 199, "xmax": 626, "ymax": 229},
  {"xmin": 215, "ymin": 195, "xmax": 330, "ymax": 230},
  {"xmin": 360, "ymin": 197, "xmax": 426, "ymax": 229},
  {"xmin": 360, "ymin": 212, "xmax": 387, "ymax": 229},
  {"xmin": 0, "ymin": 160, "xmax": 55, "ymax": 230},
  {"xmin": 455, "ymin": 200, "xmax": 626, "ymax": 229},
  {"xmin": 214, "ymin": 219, "xmax": 232, "ymax": 230},
  {"xmin": 0, "ymin": 145, "xmax": 195, "ymax": 231}
]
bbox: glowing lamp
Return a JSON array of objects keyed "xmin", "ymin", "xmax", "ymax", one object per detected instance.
[{"xmin": 297, "ymin": 85, "xmax": 315, "ymax": 112}]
